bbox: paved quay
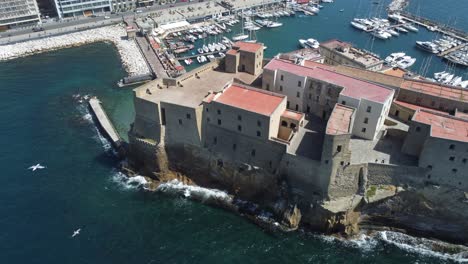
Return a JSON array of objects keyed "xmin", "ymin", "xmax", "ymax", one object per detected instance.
[{"xmin": 88, "ymin": 97, "xmax": 122, "ymax": 148}]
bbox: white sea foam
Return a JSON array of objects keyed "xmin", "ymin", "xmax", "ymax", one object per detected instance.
[
  {"xmin": 376, "ymin": 231, "xmax": 468, "ymax": 262},
  {"xmin": 156, "ymin": 179, "xmax": 233, "ymax": 204},
  {"xmin": 111, "ymin": 170, "xmax": 148, "ymax": 190}
]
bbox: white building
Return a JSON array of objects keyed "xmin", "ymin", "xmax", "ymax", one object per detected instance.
[
  {"xmin": 262, "ymin": 59, "xmax": 394, "ymax": 140},
  {"xmin": 53, "ymin": 0, "xmax": 111, "ymax": 18},
  {"xmin": 0, "ymin": 0, "xmax": 41, "ymax": 29}
]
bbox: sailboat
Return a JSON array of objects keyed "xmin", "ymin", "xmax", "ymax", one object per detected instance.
[{"xmin": 232, "ymin": 11, "xmax": 249, "ymax": 41}]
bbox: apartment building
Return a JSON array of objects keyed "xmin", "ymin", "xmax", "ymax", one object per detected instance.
[
  {"xmin": 0, "ymin": 0, "xmax": 41, "ymax": 29},
  {"xmin": 53, "ymin": 0, "xmax": 111, "ymax": 18}
]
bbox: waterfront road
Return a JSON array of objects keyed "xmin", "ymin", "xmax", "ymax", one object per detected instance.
[{"xmin": 0, "ymin": 1, "xmax": 195, "ymax": 45}]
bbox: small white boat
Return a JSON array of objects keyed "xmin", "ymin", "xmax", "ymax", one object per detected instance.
[
  {"xmin": 184, "ymin": 59, "xmax": 193, "ymax": 65},
  {"xmin": 207, "ymin": 54, "xmax": 216, "ymax": 62},
  {"xmin": 450, "ymin": 76, "xmax": 463, "ymax": 86},
  {"xmin": 202, "ymin": 45, "xmax": 209, "ymax": 53},
  {"xmin": 372, "ymin": 30, "xmax": 390, "ymax": 39},
  {"xmin": 402, "ymin": 23, "xmax": 418, "ymax": 32},
  {"xmin": 441, "ymin": 74, "xmax": 454, "ymax": 84},
  {"xmin": 197, "ymin": 56, "xmax": 203, "ymax": 63},
  {"xmin": 395, "ymin": 26, "xmax": 409, "ymax": 33},
  {"xmin": 395, "ymin": 56, "xmax": 416, "ymax": 69},
  {"xmin": 460, "ymin": 80, "xmax": 468, "ymax": 89},
  {"xmin": 266, "ymin": 21, "xmax": 282, "ymax": 28},
  {"xmin": 434, "ymin": 71, "xmax": 447, "ymax": 79},
  {"xmin": 197, "ymin": 48, "xmax": 204, "ymax": 54},
  {"xmin": 385, "ymin": 52, "xmax": 405, "ymax": 64},
  {"xmin": 350, "ymin": 21, "xmax": 368, "ymax": 31},
  {"xmin": 218, "ymin": 52, "xmax": 225, "ymax": 58},
  {"xmin": 232, "ymin": 34, "xmax": 249, "ymax": 41},
  {"xmin": 386, "ymin": 28, "xmax": 399, "ymax": 36}
]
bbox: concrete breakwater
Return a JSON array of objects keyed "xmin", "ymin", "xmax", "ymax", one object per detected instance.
[{"xmin": 0, "ymin": 25, "xmax": 150, "ymax": 77}]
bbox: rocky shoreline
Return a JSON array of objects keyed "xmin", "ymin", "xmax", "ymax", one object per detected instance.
[{"xmin": 0, "ymin": 25, "xmax": 150, "ymax": 77}]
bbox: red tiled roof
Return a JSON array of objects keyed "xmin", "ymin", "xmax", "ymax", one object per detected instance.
[
  {"xmin": 401, "ymin": 80, "xmax": 468, "ymax": 103},
  {"xmin": 226, "ymin": 49, "xmax": 238, "ymax": 55},
  {"xmin": 264, "ymin": 59, "xmax": 393, "ymax": 103},
  {"xmin": 302, "ymin": 60, "xmax": 334, "ymax": 70},
  {"xmin": 282, "ymin": 109, "xmax": 304, "ymax": 121},
  {"xmin": 393, "ymin": 100, "xmax": 448, "ymax": 115},
  {"xmin": 413, "ymin": 109, "xmax": 468, "ymax": 143},
  {"xmin": 214, "ymin": 84, "xmax": 284, "ymax": 116},
  {"xmin": 326, "ymin": 104, "xmax": 355, "ymax": 135},
  {"xmin": 233, "ymin": 41, "xmax": 263, "ymax": 53}
]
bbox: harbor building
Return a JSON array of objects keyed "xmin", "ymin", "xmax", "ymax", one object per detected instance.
[
  {"xmin": 53, "ymin": 0, "xmax": 111, "ymax": 18},
  {"xmin": 261, "ymin": 58, "xmax": 394, "ymax": 140},
  {"xmin": 319, "ymin": 39, "xmax": 384, "ymax": 71},
  {"xmin": 225, "ymin": 42, "xmax": 264, "ymax": 76},
  {"xmin": 0, "ymin": 0, "xmax": 41, "ymax": 29}
]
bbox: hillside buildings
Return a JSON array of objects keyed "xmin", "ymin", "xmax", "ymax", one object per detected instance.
[{"xmin": 0, "ymin": 0, "xmax": 41, "ymax": 29}]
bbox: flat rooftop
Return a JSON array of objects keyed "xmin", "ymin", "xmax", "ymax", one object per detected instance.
[
  {"xmin": 326, "ymin": 104, "xmax": 355, "ymax": 135},
  {"xmin": 320, "ymin": 39, "xmax": 383, "ymax": 67},
  {"xmin": 393, "ymin": 100, "xmax": 448, "ymax": 115},
  {"xmin": 136, "ymin": 64, "xmax": 257, "ymax": 108},
  {"xmin": 232, "ymin": 41, "xmax": 263, "ymax": 53},
  {"xmin": 413, "ymin": 109, "xmax": 468, "ymax": 143},
  {"xmin": 282, "ymin": 109, "xmax": 304, "ymax": 121},
  {"xmin": 213, "ymin": 84, "xmax": 285, "ymax": 116},
  {"xmin": 278, "ymin": 48, "xmax": 323, "ymax": 63},
  {"xmin": 264, "ymin": 59, "xmax": 394, "ymax": 103},
  {"xmin": 401, "ymin": 80, "xmax": 468, "ymax": 103}
]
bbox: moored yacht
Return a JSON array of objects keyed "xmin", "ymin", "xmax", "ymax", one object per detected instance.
[
  {"xmin": 385, "ymin": 52, "xmax": 405, "ymax": 64},
  {"xmin": 350, "ymin": 21, "xmax": 368, "ymax": 31},
  {"xmin": 402, "ymin": 23, "xmax": 418, "ymax": 32},
  {"xmin": 415, "ymin": 41, "xmax": 439, "ymax": 53},
  {"xmin": 395, "ymin": 56, "xmax": 416, "ymax": 69}
]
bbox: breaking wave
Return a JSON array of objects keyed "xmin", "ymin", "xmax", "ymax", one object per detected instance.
[
  {"xmin": 376, "ymin": 231, "xmax": 468, "ymax": 263},
  {"xmin": 111, "ymin": 170, "xmax": 148, "ymax": 190},
  {"xmin": 156, "ymin": 179, "xmax": 233, "ymax": 204}
]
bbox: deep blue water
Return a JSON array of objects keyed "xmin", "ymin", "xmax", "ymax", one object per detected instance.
[{"xmin": 1, "ymin": 1, "xmax": 467, "ymax": 262}]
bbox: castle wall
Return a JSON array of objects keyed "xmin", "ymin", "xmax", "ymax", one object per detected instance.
[
  {"xmin": 133, "ymin": 95, "xmax": 161, "ymax": 141},
  {"xmin": 398, "ymin": 88, "xmax": 468, "ymax": 113},
  {"xmin": 419, "ymin": 137, "xmax": 468, "ymax": 190},
  {"xmin": 366, "ymin": 163, "xmax": 427, "ymax": 186},
  {"xmin": 161, "ymin": 102, "xmax": 203, "ymax": 147},
  {"xmin": 401, "ymin": 121, "xmax": 431, "ymax": 156},
  {"xmin": 225, "ymin": 53, "xmax": 239, "ymax": 74}
]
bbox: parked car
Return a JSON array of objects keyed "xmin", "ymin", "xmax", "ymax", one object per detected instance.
[{"xmin": 32, "ymin": 27, "xmax": 44, "ymax": 32}]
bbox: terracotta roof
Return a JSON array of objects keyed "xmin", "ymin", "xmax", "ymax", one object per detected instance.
[
  {"xmin": 381, "ymin": 67, "xmax": 406, "ymax": 78},
  {"xmin": 302, "ymin": 60, "xmax": 334, "ymax": 70},
  {"xmin": 214, "ymin": 84, "xmax": 284, "ymax": 116},
  {"xmin": 393, "ymin": 100, "xmax": 448, "ymax": 115},
  {"xmin": 226, "ymin": 49, "xmax": 237, "ymax": 55},
  {"xmin": 282, "ymin": 109, "xmax": 304, "ymax": 121},
  {"xmin": 413, "ymin": 109, "xmax": 468, "ymax": 143},
  {"xmin": 401, "ymin": 80, "xmax": 468, "ymax": 103},
  {"xmin": 326, "ymin": 104, "xmax": 355, "ymax": 135},
  {"xmin": 264, "ymin": 59, "xmax": 393, "ymax": 103},
  {"xmin": 233, "ymin": 41, "xmax": 263, "ymax": 53}
]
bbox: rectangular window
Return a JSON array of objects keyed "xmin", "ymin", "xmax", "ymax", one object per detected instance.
[
  {"xmin": 280, "ymin": 75, "xmax": 284, "ymax": 81},
  {"xmin": 256, "ymin": 131, "xmax": 261, "ymax": 137},
  {"xmin": 463, "ymin": 158, "xmax": 467, "ymax": 164},
  {"xmin": 449, "ymin": 144, "xmax": 455, "ymax": 150},
  {"xmin": 217, "ymin": 109, "xmax": 221, "ymax": 115},
  {"xmin": 287, "ymin": 101, "xmax": 290, "ymax": 108},
  {"xmin": 427, "ymin": 165, "xmax": 432, "ymax": 170},
  {"xmin": 295, "ymin": 104, "xmax": 299, "ymax": 111},
  {"xmin": 342, "ymin": 101, "xmax": 346, "ymax": 105},
  {"xmin": 336, "ymin": 145, "xmax": 342, "ymax": 152},
  {"xmin": 251, "ymin": 149, "xmax": 256, "ymax": 156},
  {"xmin": 238, "ymin": 115, "xmax": 242, "ymax": 121},
  {"xmin": 206, "ymin": 107, "xmax": 209, "ymax": 112},
  {"xmin": 257, "ymin": 120, "xmax": 261, "ymax": 127},
  {"xmin": 161, "ymin": 108, "xmax": 166, "ymax": 125},
  {"xmin": 366, "ymin": 106, "xmax": 372, "ymax": 113},
  {"xmin": 213, "ymin": 137, "xmax": 217, "ymax": 144},
  {"xmin": 178, "ymin": 119, "xmax": 182, "ymax": 125},
  {"xmin": 364, "ymin": 117, "xmax": 369, "ymax": 124},
  {"xmin": 298, "ymin": 81, "xmax": 301, "ymax": 87},
  {"xmin": 279, "ymin": 85, "xmax": 283, "ymax": 91},
  {"xmin": 186, "ymin": 113, "xmax": 191, "ymax": 119},
  {"xmin": 361, "ymin": 127, "xmax": 366, "ymax": 133},
  {"xmin": 315, "ymin": 96, "xmax": 319, "ymax": 102},
  {"xmin": 415, "ymin": 126, "xmax": 421, "ymax": 132},
  {"xmin": 237, "ymin": 125, "xmax": 242, "ymax": 131},
  {"xmin": 266, "ymin": 84, "xmax": 270, "ymax": 90},
  {"xmin": 449, "ymin": 156, "xmax": 455, "ymax": 161},
  {"xmin": 217, "ymin": 119, "xmax": 221, "ymax": 125},
  {"xmin": 233, "ymin": 144, "xmax": 237, "ymax": 151},
  {"xmin": 207, "ymin": 117, "xmax": 210, "ymax": 122},
  {"xmin": 297, "ymin": 92, "xmax": 300, "ymax": 98}
]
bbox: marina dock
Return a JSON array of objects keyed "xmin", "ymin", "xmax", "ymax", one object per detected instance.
[{"xmin": 88, "ymin": 97, "xmax": 122, "ymax": 150}]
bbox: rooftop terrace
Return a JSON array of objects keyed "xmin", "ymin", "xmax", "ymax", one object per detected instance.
[
  {"xmin": 135, "ymin": 62, "xmax": 257, "ymax": 108},
  {"xmin": 320, "ymin": 39, "xmax": 383, "ymax": 68}
]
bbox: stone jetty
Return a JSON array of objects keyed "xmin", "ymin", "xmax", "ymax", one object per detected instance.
[{"xmin": 0, "ymin": 25, "xmax": 150, "ymax": 76}]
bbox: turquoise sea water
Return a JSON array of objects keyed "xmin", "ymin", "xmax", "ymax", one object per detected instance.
[{"xmin": 1, "ymin": 0, "xmax": 467, "ymax": 262}]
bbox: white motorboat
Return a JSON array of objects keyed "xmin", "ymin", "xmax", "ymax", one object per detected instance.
[
  {"xmin": 202, "ymin": 45, "xmax": 209, "ymax": 53},
  {"xmin": 197, "ymin": 56, "xmax": 203, "ymax": 63},
  {"xmin": 441, "ymin": 74, "xmax": 454, "ymax": 84},
  {"xmin": 372, "ymin": 30, "xmax": 390, "ymax": 39},
  {"xmin": 434, "ymin": 71, "xmax": 447, "ymax": 79},
  {"xmin": 266, "ymin": 21, "xmax": 282, "ymax": 28},
  {"xmin": 184, "ymin": 59, "xmax": 193, "ymax": 65},
  {"xmin": 197, "ymin": 48, "xmax": 204, "ymax": 54},
  {"xmin": 218, "ymin": 52, "xmax": 225, "ymax": 58},
  {"xmin": 299, "ymin": 39, "xmax": 307, "ymax": 48},
  {"xmin": 388, "ymin": 13, "xmax": 404, "ymax": 23},
  {"xmin": 350, "ymin": 21, "xmax": 368, "ymax": 31},
  {"xmin": 306, "ymin": 38, "xmax": 319, "ymax": 49},
  {"xmin": 416, "ymin": 41, "xmax": 439, "ymax": 53},
  {"xmin": 207, "ymin": 54, "xmax": 216, "ymax": 62},
  {"xmin": 385, "ymin": 52, "xmax": 405, "ymax": 64},
  {"xmin": 460, "ymin": 80, "xmax": 468, "ymax": 89},
  {"xmin": 395, "ymin": 26, "xmax": 409, "ymax": 33},
  {"xmin": 395, "ymin": 56, "xmax": 416, "ymax": 69},
  {"xmin": 450, "ymin": 76, "xmax": 463, "ymax": 86},
  {"xmin": 386, "ymin": 28, "xmax": 399, "ymax": 36},
  {"xmin": 402, "ymin": 23, "xmax": 418, "ymax": 32},
  {"xmin": 232, "ymin": 34, "xmax": 249, "ymax": 41},
  {"xmin": 436, "ymin": 71, "xmax": 450, "ymax": 81}
]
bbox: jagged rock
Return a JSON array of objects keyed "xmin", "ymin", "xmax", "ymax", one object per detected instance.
[{"xmin": 281, "ymin": 204, "xmax": 301, "ymax": 229}]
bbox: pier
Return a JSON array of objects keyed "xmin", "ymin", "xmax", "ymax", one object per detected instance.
[
  {"xmin": 88, "ymin": 97, "xmax": 123, "ymax": 151},
  {"xmin": 438, "ymin": 43, "xmax": 467, "ymax": 57},
  {"xmin": 398, "ymin": 11, "xmax": 468, "ymax": 42}
]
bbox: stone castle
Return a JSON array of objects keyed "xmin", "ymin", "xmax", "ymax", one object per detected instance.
[{"xmin": 127, "ymin": 41, "xmax": 468, "ymax": 236}]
